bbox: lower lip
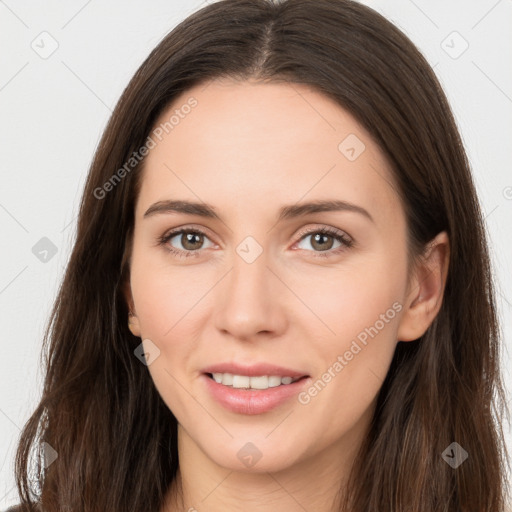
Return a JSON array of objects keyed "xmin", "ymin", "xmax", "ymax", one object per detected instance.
[{"xmin": 202, "ymin": 374, "xmax": 311, "ymax": 415}]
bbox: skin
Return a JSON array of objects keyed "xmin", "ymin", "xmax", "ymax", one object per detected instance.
[{"xmin": 125, "ymin": 78, "xmax": 450, "ymax": 511}]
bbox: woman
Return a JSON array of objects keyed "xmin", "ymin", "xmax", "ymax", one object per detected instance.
[{"xmin": 10, "ymin": 0, "xmax": 510, "ymax": 510}]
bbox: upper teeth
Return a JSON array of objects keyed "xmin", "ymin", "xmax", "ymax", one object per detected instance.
[{"xmin": 211, "ymin": 373, "xmax": 300, "ymax": 389}]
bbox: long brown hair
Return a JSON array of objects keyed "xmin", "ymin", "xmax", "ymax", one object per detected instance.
[{"xmin": 13, "ymin": 0, "xmax": 510, "ymax": 510}]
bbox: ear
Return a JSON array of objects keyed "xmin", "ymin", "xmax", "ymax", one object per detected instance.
[
  {"xmin": 123, "ymin": 279, "xmax": 141, "ymax": 338},
  {"xmin": 397, "ymin": 231, "xmax": 450, "ymax": 342}
]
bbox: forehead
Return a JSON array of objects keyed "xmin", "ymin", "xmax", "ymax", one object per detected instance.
[{"xmin": 135, "ymin": 79, "xmax": 401, "ymax": 225}]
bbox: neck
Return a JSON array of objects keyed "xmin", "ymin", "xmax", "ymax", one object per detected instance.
[{"xmin": 161, "ymin": 411, "xmax": 373, "ymax": 512}]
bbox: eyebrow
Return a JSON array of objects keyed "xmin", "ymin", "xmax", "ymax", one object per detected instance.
[{"xmin": 143, "ymin": 199, "xmax": 374, "ymax": 224}]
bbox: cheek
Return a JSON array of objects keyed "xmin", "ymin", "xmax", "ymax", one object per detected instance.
[
  {"xmin": 294, "ymin": 307, "xmax": 400, "ymax": 451},
  {"xmin": 285, "ymin": 250, "xmax": 406, "ymax": 343},
  {"xmin": 129, "ymin": 250, "xmax": 207, "ymax": 418},
  {"xmin": 130, "ymin": 242, "xmax": 214, "ymax": 340},
  {"xmin": 289, "ymin": 252, "xmax": 405, "ymax": 414}
]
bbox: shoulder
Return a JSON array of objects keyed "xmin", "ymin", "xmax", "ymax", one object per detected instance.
[
  {"xmin": 2, "ymin": 505, "xmax": 42, "ymax": 512},
  {"xmin": 3, "ymin": 503, "xmax": 48, "ymax": 512}
]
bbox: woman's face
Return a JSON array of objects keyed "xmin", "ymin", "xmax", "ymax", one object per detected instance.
[{"xmin": 126, "ymin": 78, "xmax": 416, "ymax": 473}]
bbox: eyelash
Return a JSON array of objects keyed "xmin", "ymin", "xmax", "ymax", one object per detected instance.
[{"xmin": 157, "ymin": 226, "xmax": 354, "ymax": 259}]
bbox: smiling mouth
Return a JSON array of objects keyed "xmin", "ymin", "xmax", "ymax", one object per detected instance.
[{"xmin": 206, "ymin": 372, "xmax": 309, "ymax": 390}]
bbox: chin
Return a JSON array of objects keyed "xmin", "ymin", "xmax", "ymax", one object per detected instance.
[{"xmin": 199, "ymin": 432, "xmax": 305, "ymax": 473}]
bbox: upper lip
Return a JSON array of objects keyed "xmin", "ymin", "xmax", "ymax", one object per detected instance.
[{"xmin": 202, "ymin": 363, "xmax": 309, "ymax": 378}]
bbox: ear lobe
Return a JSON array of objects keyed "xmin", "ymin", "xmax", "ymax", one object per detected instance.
[
  {"xmin": 123, "ymin": 280, "xmax": 141, "ymax": 337},
  {"xmin": 397, "ymin": 231, "xmax": 450, "ymax": 342},
  {"xmin": 128, "ymin": 312, "xmax": 141, "ymax": 337}
]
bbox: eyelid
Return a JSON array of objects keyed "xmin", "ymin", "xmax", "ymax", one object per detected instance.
[
  {"xmin": 161, "ymin": 224, "xmax": 219, "ymax": 244},
  {"xmin": 293, "ymin": 224, "xmax": 353, "ymax": 244}
]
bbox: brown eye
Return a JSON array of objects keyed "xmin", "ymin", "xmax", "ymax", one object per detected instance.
[
  {"xmin": 309, "ymin": 232, "xmax": 335, "ymax": 251},
  {"xmin": 295, "ymin": 227, "xmax": 353, "ymax": 257},
  {"xmin": 162, "ymin": 229, "xmax": 215, "ymax": 254},
  {"xmin": 179, "ymin": 232, "xmax": 204, "ymax": 250}
]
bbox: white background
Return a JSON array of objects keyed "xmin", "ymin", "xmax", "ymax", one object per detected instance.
[{"xmin": 1, "ymin": 0, "xmax": 511, "ymax": 507}]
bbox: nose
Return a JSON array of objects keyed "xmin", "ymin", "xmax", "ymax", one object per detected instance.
[{"xmin": 213, "ymin": 246, "xmax": 288, "ymax": 341}]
